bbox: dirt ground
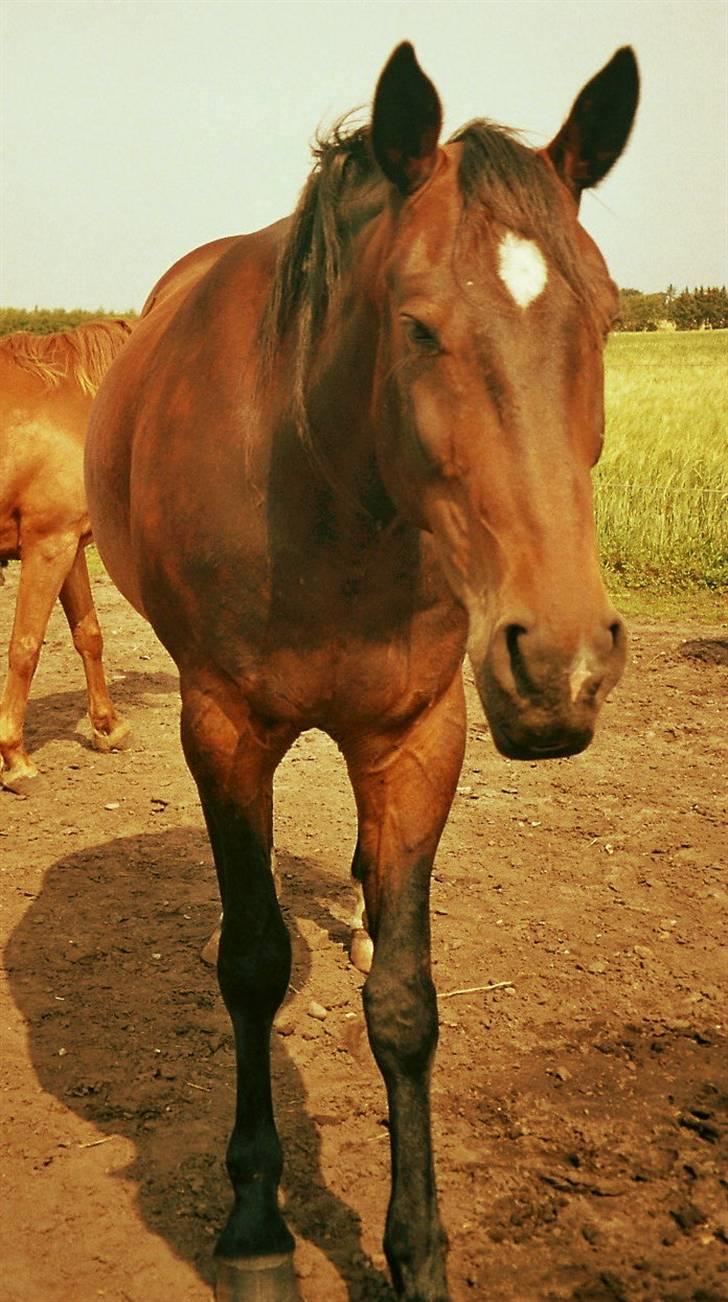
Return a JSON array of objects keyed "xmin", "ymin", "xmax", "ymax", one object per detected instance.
[{"xmin": 0, "ymin": 567, "xmax": 725, "ymax": 1302}]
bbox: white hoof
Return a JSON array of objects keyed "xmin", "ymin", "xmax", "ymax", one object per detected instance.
[
  {"xmin": 201, "ymin": 921, "xmax": 221, "ymax": 967},
  {"xmin": 92, "ymin": 717, "xmax": 131, "ymax": 753},
  {"xmin": 350, "ymin": 929, "xmax": 374, "ymax": 974},
  {"xmin": 1, "ymin": 754, "xmax": 39, "ymax": 792}
]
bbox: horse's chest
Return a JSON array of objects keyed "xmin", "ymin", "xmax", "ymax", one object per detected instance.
[{"xmin": 241, "ymin": 600, "xmax": 467, "ymax": 734}]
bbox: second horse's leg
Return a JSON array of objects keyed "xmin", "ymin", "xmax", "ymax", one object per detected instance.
[
  {"xmin": 0, "ymin": 536, "xmax": 77, "ymax": 788},
  {"xmin": 58, "ymin": 544, "xmax": 130, "ymax": 752}
]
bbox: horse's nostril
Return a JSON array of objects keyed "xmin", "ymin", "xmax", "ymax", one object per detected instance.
[
  {"xmin": 609, "ymin": 619, "xmax": 628, "ymax": 660},
  {"xmin": 505, "ymin": 624, "xmax": 526, "ymax": 656},
  {"xmin": 505, "ymin": 623, "xmax": 530, "ymax": 694}
]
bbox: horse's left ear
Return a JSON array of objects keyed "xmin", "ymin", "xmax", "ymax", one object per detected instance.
[
  {"xmin": 371, "ymin": 42, "xmax": 442, "ymax": 194},
  {"xmin": 546, "ymin": 47, "xmax": 639, "ymax": 203}
]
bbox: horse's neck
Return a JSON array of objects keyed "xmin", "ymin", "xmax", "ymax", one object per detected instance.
[{"xmin": 293, "ymin": 288, "xmax": 390, "ymax": 520}]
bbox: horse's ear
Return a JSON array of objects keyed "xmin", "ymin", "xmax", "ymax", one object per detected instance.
[
  {"xmin": 371, "ymin": 42, "xmax": 442, "ymax": 194},
  {"xmin": 546, "ymin": 47, "xmax": 639, "ymax": 203}
]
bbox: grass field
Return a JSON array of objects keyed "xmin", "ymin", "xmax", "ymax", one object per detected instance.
[{"xmin": 596, "ymin": 331, "xmax": 727, "ymax": 594}]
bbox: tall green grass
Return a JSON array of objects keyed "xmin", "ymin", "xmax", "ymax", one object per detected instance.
[{"xmin": 596, "ymin": 332, "xmax": 727, "ymax": 590}]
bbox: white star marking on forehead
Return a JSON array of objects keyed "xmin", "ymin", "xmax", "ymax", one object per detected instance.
[{"xmin": 497, "ymin": 232, "xmax": 548, "ymax": 308}]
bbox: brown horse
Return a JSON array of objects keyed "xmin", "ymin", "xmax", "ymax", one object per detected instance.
[
  {"xmin": 0, "ymin": 319, "xmax": 132, "ymax": 790},
  {"xmin": 86, "ymin": 44, "xmax": 638, "ymax": 1302}
]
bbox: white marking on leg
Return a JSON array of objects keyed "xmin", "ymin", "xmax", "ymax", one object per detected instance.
[
  {"xmin": 351, "ymin": 879, "xmax": 366, "ymax": 932},
  {"xmin": 497, "ymin": 232, "xmax": 548, "ymax": 308},
  {"xmin": 350, "ymin": 880, "xmax": 373, "ymax": 974}
]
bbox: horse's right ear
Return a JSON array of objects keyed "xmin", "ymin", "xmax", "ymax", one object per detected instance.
[
  {"xmin": 371, "ymin": 42, "xmax": 442, "ymax": 195},
  {"xmin": 546, "ymin": 47, "xmax": 639, "ymax": 203}
]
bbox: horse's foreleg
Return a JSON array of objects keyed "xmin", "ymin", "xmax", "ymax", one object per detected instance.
[
  {"xmin": 180, "ymin": 677, "xmax": 300, "ymax": 1302},
  {"xmin": 58, "ymin": 545, "xmax": 130, "ymax": 752},
  {"xmin": 0, "ymin": 537, "xmax": 77, "ymax": 788},
  {"xmin": 343, "ymin": 673, "xmax": 466, "ymax": 1302}
]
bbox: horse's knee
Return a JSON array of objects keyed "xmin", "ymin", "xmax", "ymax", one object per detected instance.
[
  {"xmin": 363, "ymin": 961, "xmax": 438, "ymax": 1076},
  {"xmin": 218, "ymin": 910, "xmax": 291, "ymax": 1019},
  {"xmin": 72, "ymin": 616, "xmax": 103, "ymax": 660},
  {"xmin": 8, "ymin": 632, "xmax": 42, "ymax": 681}
]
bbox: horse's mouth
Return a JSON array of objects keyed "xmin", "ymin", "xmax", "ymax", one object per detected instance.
[
  {"xmin": 473, "ymin": 657, "xmax": 602, "ymax": 762},
  {"xmin": 488, "ymin": 719, "xmax": 594, "ymax": 762}
]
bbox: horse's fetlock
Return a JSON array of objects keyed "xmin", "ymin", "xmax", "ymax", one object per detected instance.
[
  {"xmin": 216, "ymin": 1179, "xmax": 294, "ymax": 1261},
  {"xmin": 0, "ymin": 722, "xmax": 18, "ymax": 752},
  {"xmin": 385, "ymin": 1216, "xmax": 449, "ymax": 1302},
  {"xmin": 90, "ymin": 708, "xmax": 114, "ymax": 734},
  {"xmin": 227, "ymin": 1131, "xmax": 284, "ymax": 1190}
]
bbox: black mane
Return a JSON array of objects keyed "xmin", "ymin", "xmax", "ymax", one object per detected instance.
[
  {"xmin": 259, "ymin": 119, "xmax": 380, "ymax": 388},
  {"xmin": 259, "ymin": 114, "xmax": 609, "ymax": 431}
]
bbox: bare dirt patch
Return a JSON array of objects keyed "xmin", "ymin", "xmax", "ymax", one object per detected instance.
[{"xmin": 1, "ymin": 569, "xmax": 726, "ymax": 1301}]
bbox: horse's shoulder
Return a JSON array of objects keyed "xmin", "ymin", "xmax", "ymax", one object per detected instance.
[
  {"xmin": 142, "ymin": 220, "xmax": 291, "ymax": 320},
  {"xmin": 140, "ymin": 236, "xmax": 239, "ymax": 317}
]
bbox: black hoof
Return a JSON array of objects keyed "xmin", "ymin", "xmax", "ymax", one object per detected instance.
[{"xmin": 215, "ymin": 1253, "xmax": 301, "ymax": 1302}]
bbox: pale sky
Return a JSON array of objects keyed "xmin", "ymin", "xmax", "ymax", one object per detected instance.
[{"xmin": 2, "ymin": 0, "xmax": 726, "ymax": 310}]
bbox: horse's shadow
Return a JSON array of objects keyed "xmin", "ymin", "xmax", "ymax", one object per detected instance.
[
  {"xmin": 22, "ymin": 668, "xmax": 179, "ymax": 754},
  {"xmin": 4, "ymin": 827, "xmax": 392, "ymax": 1299}
]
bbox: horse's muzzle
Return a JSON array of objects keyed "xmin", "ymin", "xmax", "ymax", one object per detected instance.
[{"xmin": 473, "ymin": 615, "xmax": 627, "ymax": 760}]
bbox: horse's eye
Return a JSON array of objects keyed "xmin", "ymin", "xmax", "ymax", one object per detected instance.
[{"xmin": 404, "ymin": 316, "xmax": 441, "ymax": 354}]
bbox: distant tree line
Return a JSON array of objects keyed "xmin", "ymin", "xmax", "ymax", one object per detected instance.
[
  {"xmin": 616, "ymin": 286, "xmax": 728, "ymax": 332},
  {"xmin": 0, "ymin": 291, "xmax": 726, "ymax": 338},
  {"xmin": 0, "ymin": 307, "xmax": 138, "ymax": 337}
]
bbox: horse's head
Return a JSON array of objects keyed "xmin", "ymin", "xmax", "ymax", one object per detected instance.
[{"xmin": 367, "ymin": 43, "xmax": 638, "ymax": 759}]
